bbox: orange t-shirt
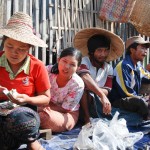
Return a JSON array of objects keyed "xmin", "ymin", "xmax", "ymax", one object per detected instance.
[{"xmin": 0, "ymin": 51, "xmax": 51, "ymax": 101}]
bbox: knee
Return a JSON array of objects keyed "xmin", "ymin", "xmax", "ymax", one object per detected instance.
[
  {"xmin": 136, "ymin": 99, "xmax": 148, "ymax": 116},
  {"xmin": 65, "ymin": 112, "xmax": 79, "ymax": 131},
  {"xmin": 65, "ymin": 120, "xmax": 76, "ymax": 131},
  {"xmin": 136, "ymin": 98, "xmax": 148, "ymax": 108},
  {"xmin": 6, "ymin": 107, "xmax": 40, "ymax": 135}
]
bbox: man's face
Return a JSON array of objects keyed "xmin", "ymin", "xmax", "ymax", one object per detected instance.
[
  {"xmin": 132, "ymin": 44, "xmax": 148, "ymax": 62},
  {"xmin": 93, "ymin": 47, "xmax": 110, "ymax": 63}
]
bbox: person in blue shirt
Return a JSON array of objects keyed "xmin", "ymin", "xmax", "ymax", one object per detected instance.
[{"xmin": 109, "ymin": 36, "xmax": 150, "ymax": 120}]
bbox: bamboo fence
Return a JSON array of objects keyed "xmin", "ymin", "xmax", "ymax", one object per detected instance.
[{"xmin": 0, "ymin": 0, "xmax": 149, "ymax": 66}]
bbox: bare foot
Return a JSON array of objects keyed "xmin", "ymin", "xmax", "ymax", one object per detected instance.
[{"xmin": 27, "ymin": 140, "xmax": 45, "ymax": 150}]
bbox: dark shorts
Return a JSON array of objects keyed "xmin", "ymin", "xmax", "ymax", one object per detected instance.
[
  {"xmin": 112, "ymin": 97, "xmax": 149, "ymax": 119},
  {"xmin": 90, "ymin": 95, "xmax": 145, "ymax": 126},
  {"xmin": 0, "ymin": 106, "xmax": 40, "ymax": 150},
  {"xmin": 90, "ymin": 94, "xmax": 112, "ymax": 119}
]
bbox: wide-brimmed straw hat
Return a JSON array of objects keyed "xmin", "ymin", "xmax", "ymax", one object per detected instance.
[
  {"xmin": 73, "ymin": 28, "xmax": 124, "ymax": 62},
  {"xmin": 0, "ymin": 12, "xmax": 47, "ymax": 47}
]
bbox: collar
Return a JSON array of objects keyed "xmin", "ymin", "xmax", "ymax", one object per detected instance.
[
  {"xmin": 0, "ymin": 53, "xmax": 30, "ymax": 79},
  {"xmin": 124, "ymin": 55, "xmax": 141, "ymax": 71}
]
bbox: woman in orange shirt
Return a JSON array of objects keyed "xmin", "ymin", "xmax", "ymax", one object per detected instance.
[{"xmin": 0, "ymin": 12, "xmax": 50, "ymax": 150}]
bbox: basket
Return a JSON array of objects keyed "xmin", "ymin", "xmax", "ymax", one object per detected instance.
[
  {"xmin": 99, "ymin": 0, "xmax": 136, "ymax": 23},
  {"xmin": 129, "ymin": 0, "xmax": 150, "ymax": 37}
]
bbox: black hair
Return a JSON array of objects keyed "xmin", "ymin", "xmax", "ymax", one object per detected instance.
[
  {"xmin": 0, "ymin": 36, "xmax": 8, "ymax": 50},
  {"xmin": 0, "ymin": 35, "xmax": 33, "ymax": 50},
  {"xmin": 51, "ymin": 47, "xmax": 82, "ymax": 74},
  {"xmin": 87, "ymin": 34, "xmax": 110, "ymax": 55},
  {"xmin": 126, "ymin": 43, "xmax": 139, "ymax": 55}
]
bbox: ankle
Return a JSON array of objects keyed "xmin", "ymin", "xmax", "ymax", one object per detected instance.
[{"xmin": 27, "ymin": 140, "xmax": 45, "ymax": 150}]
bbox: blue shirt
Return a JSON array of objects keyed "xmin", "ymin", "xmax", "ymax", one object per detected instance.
[{"xmin": 109, "ymin": 55, "xmax": 150, "ymax": 102}]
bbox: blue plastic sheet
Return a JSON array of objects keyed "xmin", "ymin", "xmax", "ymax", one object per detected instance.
[{"xmin": 18, "ymin": 121, "xmax": 150, "ymax": 150}]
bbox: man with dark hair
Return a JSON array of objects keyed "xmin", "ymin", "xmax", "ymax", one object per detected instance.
[
  {"xmin": 109, "ymin": 36, "xmax": 150, "ymax": 120},
  {"xmin": 74, "ymin": 28, "xmax": 124, "ymax": 124}
]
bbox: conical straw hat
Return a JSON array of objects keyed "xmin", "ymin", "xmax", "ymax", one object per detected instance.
[
  {"xmin": 0, "ymin": 12, "xmax": 47, "ymax": 47},
  {"xmin": 73, "ymin": 28, "xmax": 124, "ymax": 62}
]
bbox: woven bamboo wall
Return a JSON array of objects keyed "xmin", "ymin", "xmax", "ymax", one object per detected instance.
[
  {"xmin": 0, "ymin": 0, "xmax": 149, "ymax": 66},
  {"xmin": 49, "ymin": 0, "xmax": 141, "ymax": 65}
]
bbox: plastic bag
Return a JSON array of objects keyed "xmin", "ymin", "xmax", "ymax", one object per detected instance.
[
  {"xmin": 73, "ymin": 123, "xmax": 94, "ymax": 149},
  {"xmin": 108, "ymin": 111, "xmax": 143, "ymax": 149},
  {"xmin": 93, "ymin": 120, "xmax": 123, "ymax": 150},
  {"xmin": 73, "ymin": 112, "xmax": 143, "ymax": 150}
]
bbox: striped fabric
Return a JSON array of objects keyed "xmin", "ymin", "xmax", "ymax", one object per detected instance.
[
  {"xmin": 0, "ymin": 107, "xmax": 40, "ymax": 149},
  {"xmin": 110, "ymin": 55, "xmax": 150, "ymax": 101}
]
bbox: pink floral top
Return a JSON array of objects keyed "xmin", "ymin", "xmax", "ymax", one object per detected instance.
[{"xmin": 47, "ymin": 65, "xmax": 84, "ymax": 111}]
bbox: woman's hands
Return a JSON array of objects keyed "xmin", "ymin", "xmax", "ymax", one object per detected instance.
[
  {"xmin": 10, "ymin": 91, "xmax": 28, "ymax": 105},
  {"xmin": 2, "ymin": 89, "xmax": 27, "ymax": 105},
  {"xmin": 0, "ymin": 85, "xmax": 7, "ymax": 97},
  {"xmin": 1, "ymin": 87, "xmax": 50, "ymax": 106}
]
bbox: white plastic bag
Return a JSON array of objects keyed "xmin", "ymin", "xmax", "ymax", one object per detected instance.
[
  {"xmin": 73, "ymin": 123, "xmax": 94, "ymax": 149},
  {"xmin": 73, "ymin": 112, "xmax": 143, "ymax": 150},
  {"xmin": 109, "ymin": 111, "xmax": 143, "ymax": 149},
  {"xmin": 93, "ymin": 120, "xmax": 124, "ymax": 150}
]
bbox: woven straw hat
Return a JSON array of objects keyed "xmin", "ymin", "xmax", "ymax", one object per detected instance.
[
  {"xmin": 126, "ymin": 36, "xmax": 150, "ymax": 49},
  {"xmin": 129, "ymin": 0, "xmax": 150, "ymax": 37},
  {"xmin": 0, "ymin": 12, "xmax": 47, "ymax": 47},
  {"xmin": 73, "ymin": 28, "xmax": 124, "ymax": 62}
]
